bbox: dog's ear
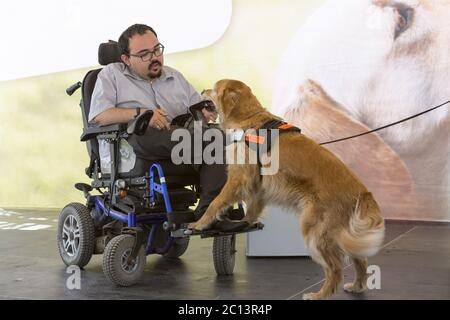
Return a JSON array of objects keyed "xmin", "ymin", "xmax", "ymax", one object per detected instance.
[
  {"xmin": 220, "ymin": 87, "xmax": 240, "ymax": 119},
  {"xmin": 201, "ymin": 89, "xmax": 212, "ymax": 99}
]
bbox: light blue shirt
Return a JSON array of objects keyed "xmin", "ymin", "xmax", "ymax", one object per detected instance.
[{"xmin": 89, "ymin": 62, "xmax": 201, "ymax": 123}]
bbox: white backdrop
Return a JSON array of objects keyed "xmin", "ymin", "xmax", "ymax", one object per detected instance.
[{"xmin": 0, "ymin": 0, "xmax": 232, "ymax": 81}]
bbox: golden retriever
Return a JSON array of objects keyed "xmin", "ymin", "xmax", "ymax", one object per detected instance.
[{"xmin": 188, "ymin": 79, "xmax": 385, "ymax": 300}]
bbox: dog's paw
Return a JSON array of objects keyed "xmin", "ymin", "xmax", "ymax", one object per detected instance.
[
  {"xmin": 187, "ymin": 222, "xmax": 200, "ymax": 230},
  {"xmin": 188, "ymin": 218, "xmax": 213, "ymax": 231},
  {"xmin": 302, "ymin": 292, "xmax": 324, "ymax": 300},
  {"xmin": 343, "ymin": 282, "xmax": 366, "ymax": 293}
]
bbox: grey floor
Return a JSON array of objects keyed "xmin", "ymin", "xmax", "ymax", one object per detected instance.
[{"xmin": 0, "ymin": 208, "xmax": 449, "ymax": 300}]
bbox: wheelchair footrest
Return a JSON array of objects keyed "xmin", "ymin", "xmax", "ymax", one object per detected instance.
[{"xmin": 182, "ymin": 222, "xmax": 264, "ymax": 239}]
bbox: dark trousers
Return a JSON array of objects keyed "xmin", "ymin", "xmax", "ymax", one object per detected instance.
[{"xmin": 127, "ymin": 126, "xmax": 227, "ymax": 218}]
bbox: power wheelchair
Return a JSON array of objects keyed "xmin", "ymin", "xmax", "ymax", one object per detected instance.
[{"xmin": 56, "ymin": 41, "xmax": 263, "ymax": 286}]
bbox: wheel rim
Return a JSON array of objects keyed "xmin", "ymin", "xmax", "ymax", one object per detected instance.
[
  {"xmin": 62, "ymin": 214, "xmax": 80, "ymax": 257},
  {"xmin": 121, "ymin": 249, "xmax": 139, "ymax": 273}
]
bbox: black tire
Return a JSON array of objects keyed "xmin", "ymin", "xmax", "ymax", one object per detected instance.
[
  {"xmin": 102, "ymin": 234, "xmax": 146, "ymax": 286},
  {"xmin": 163, "ymin": 237, "xmax": 190, "ymax": 259},
  {"xmin": 57, "ymin": 203, "xmax": 95, "ymax": 268},
  {"xmin": 213, "ymin": 234, "xmax": 236, "ymax": 275}
]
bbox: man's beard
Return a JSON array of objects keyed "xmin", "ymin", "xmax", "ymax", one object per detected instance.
[{"xmin": 147, "ymin": 60, "xmax": 162, "ymax": 79}]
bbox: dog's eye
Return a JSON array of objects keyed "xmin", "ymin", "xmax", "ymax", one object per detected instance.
[{"xmin": 394, "ymin": 5, "xmax": 414, "ymax": 39}]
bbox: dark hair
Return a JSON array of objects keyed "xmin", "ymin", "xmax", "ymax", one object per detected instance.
[{"xmin": 118, "ymin": 24, "xmax": 158, "ymax": 55}]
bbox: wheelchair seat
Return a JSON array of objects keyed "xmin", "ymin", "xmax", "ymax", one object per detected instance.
[{"xmin": 105, "ymin": 158, "xmax": 199, "ymax": 187}]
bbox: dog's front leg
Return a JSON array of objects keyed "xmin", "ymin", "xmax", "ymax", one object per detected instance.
[{"xmin": 188, "ymin": 180, "xmax": 243, "ymax": 231}]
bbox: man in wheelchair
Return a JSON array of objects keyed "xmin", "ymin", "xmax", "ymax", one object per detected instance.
[
  {"xmin": 89, "ymin": 24, "xmax": 225, "ymax": 221},
  {"xmin": 58, "ymin": 23, "xmax": 264, "ymax": 286}
]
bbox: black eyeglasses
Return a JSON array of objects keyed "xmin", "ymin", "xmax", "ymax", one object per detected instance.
[{"xmin": 129, "ymin": 44, "xmax": 165, "ymax": 62}]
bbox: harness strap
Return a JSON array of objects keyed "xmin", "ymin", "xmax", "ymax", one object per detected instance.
[
  {"xmin": 245, "ymin": 134, "xmax": 266, "ymax": 144},
  {"xmin": 243, "ymin": 120, "xmax": 301, "ymax": 149},
  {"xmin": 230, "ymin": 120, "xmax": 301, "ymax": 176}
]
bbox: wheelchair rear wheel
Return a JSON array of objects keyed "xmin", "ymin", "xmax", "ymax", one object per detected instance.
[
  {"xmin": 57, "ymin": 203, "xmax": 95, "ymax": 268},
  {"xmin": 102, "ymin": 234, "xmax": 146, "ymax": 286},
  {"xmin": 212, "ymin": 234, "xmax": 236, "ymax": 275}
]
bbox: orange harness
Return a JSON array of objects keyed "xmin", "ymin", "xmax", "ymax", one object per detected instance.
[
  {"xmin": 243, "ymin": 120, "xmax": 301, "ymax": 149},
  {"xmin": 231, "ymin": 120, "xmax": 301, "ymax": 168}
]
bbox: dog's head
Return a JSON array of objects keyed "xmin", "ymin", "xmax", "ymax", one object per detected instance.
[
  {"xmin": 273, "ymin": 0, "xmax": 450, "ymax": 151},
  {"xmin": 202, "ymin": 79, "xmax": 263, "ymax": 126}
]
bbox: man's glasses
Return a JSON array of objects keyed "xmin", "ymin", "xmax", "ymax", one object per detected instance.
[{"xmin": 129, "ymin": 44, "xmax": 165, "ymax": 62}]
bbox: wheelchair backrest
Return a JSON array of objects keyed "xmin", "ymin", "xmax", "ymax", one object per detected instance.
[
  {"xmin": 80, "ymin": 41, "xmax": 121, "ymax": 127},
  {"xmin": 80, "ymin": 41, "xmax": 124, "ymax": 177}
]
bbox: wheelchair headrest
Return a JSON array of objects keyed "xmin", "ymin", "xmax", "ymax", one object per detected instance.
[{"xmin": 98, "ymin": 40, "xmax": 121, "ymax": 65}]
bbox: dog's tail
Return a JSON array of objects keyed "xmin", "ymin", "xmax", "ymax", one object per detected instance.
[{"xmin": 338, "ymin": 192, "xmax": 385, "ymax": 258}]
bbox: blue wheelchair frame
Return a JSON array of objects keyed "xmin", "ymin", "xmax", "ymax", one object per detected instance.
[
  {"xmin": 89, "ymin": 163, "xmax": 176, "ymax": 255},
  {"xmin": 89, "ymin": 161, "xmax": 252, "ymax": 257},
  {"xmin": 89, "ymin": 163, "xmax": 178, "ymax": 255}
]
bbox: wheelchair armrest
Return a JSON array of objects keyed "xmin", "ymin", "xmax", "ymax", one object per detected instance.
[
  {"xmin": 80, "ymin": 111, "xmax": 153, "ymax": 141},
  {"xmin": 80, "ymin": 123, "xmax": 127, "ymax": 141},
  {"xmin": 189, "ymin": 100, "xmax": 216, "ymax": 112},
  {"xmin": 127, "ymin": 110, "xmax": 153, "ymax": 135},
  {"xmin": 189, "ymin": 100, "xmax": 216, "ymax": 121}
]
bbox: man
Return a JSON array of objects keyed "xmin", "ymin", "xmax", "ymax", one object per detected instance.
[{"xmin": 89, "ymin": 23, "xmax": 225, "ymax": 220}]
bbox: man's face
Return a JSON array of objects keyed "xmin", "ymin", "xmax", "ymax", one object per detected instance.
[{"xmin": 122, "ymin": 31, "xmax": 164, "ymax": 80}]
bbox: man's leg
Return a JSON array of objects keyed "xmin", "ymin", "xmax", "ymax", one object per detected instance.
[
  {"xmin": 128, "ymin": 126, "xmax": 227, "ymax": 220},
  {"xmin": 127, "ymin": 127, "xmax": 175, "ymax": 160},
  {"xmin": 194, "ymin": 162, "xmax": 227, "ymax": 220}
]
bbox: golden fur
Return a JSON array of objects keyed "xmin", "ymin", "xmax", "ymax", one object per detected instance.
[{"xmin": 188, "ymin": 79, "xmax": 385, "ymax": 300}]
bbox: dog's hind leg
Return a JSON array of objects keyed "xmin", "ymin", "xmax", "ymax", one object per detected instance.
[
  {"xmin": 301, "ymin": 206, "xmax": 344, "ymax": 300},
  {"xmin": 344, "ymin": 258, "xmax": 368, "ymax": 293},
  {"xmin": 302, "ymin": 238, "xmax": 343, "ymax": 300}
]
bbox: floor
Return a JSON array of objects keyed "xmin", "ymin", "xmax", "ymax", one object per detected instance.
[{"xmin": 0, "ymin": 207, "xmax": 449, "ymax": 300}]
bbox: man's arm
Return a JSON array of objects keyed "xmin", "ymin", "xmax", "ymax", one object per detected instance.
[
  {"xmin": 90, "ymin": 67, "xmax": 169, "ymax": 129},
  {"xmin": 93, "ymin": 107, "xmax": 170, "ymax": 130},
  {"xmin": 89, "ymin": 66, "xmax": 122, "ymax": 125},
  {"xmin": 92, "ymin": 107, "xmax": 140, "ymax": 126}
]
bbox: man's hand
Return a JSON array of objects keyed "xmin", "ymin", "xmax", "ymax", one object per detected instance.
[
  {"xmin": 202, "ymin": 108, "xmax": 218, "ymax": 123},
  {"xmin": 149, "ymin": 108, "xmax": 171, "ymax": 130}
]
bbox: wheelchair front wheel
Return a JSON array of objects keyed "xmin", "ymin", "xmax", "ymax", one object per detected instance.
[
  {"xmin": 213, "ymin": 234, "xmax": 236, "ymax": 275},
  {"xmin": 57, "ymin": 203, "xmax": 95, "ymax": 268},
  {"xmin": 102, "ymin": 234, "xmax": 146, "ymax": 286}
]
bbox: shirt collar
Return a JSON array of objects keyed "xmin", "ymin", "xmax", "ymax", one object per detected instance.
[{"xmin": 122, "ymin": 63, "xmax": 174, "ymax": 82}]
